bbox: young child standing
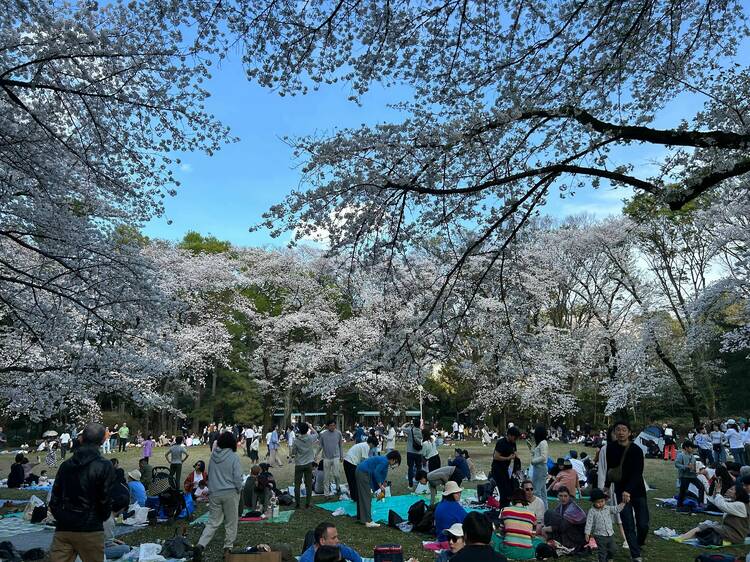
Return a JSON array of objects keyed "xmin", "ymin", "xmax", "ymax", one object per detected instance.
[{"xmin": 585, "ymin": 488, "xmax": 629, "ymax": 562}]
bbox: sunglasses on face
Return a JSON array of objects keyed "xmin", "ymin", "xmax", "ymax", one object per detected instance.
[
  {"xmin": 523, "ymin": 487, "xmax": 533, "ymax": 491},
  {"xmin": 448, "ymin": 536, "xmax": 462, "ymax": 543}
]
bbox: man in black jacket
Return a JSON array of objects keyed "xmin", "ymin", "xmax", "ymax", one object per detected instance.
[
  {"xmin": 605, "ymin": 420, "xmax": 649, "ymax": 562},
  {"xmin": 50, "ymin": 423, "xmax": 116, "ymax": 562}
]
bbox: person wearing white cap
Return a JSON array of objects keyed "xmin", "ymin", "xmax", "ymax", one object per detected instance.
[
  {"xmin": 436, "ymin": 523, "xmax": 465, "ymax": 562},
  {"xmin": 127, "ymin": 469, "xmax": 146, "ymax": 507},
  {"xmin": 435, "ymin": 481, "xmax": 468, "ymax": 542}
]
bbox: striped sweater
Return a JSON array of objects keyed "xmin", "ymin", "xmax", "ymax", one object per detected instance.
[{"xmin": 500, "ymin": 505, "xmax": 536, "ymax": 549}]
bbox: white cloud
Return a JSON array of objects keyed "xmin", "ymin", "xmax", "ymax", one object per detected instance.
[{"xmin": 180, "ymin": 163, "xmax": 193, "ymax": 173}]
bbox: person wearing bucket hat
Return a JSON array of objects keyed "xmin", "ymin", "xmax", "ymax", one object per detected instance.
[
  {"xmin": 436, "ymin": 523, "xmax": 465, "ymax": 561},
  {"xmin": 550, "ymin": 459, "xmax": 579, "ymax": 497},
  {"xmin": 435, "ymin": 481, "xmax": 468, "ymax": 542},
  {"xmin": 127, "ymin": 469, "xmax": 146, "ymax": 507}
]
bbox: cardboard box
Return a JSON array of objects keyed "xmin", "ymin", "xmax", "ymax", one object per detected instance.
[{"xmin": 225, "ymin": 552, "xmax": 281, "ymax": 562}]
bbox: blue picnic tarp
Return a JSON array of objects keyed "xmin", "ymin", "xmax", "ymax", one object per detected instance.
[{"xmin": 316, "ymin": 490, "xmax": 486, "ymax": 524}]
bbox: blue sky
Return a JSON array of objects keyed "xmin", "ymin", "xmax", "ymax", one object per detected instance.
[{"xmin": 142, "ymin": 36, "xmax": 744, "ymax": 246}]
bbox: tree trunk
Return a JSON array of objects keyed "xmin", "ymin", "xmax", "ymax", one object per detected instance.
[
  {"xmin": 262, "ymin": 394, "xmax": 273, "ymax": 432},
  {"xmin": 211, "ymin": 370, "xmax": 217, "ymax": 397},
  {"xmin": 653, "ymin": 340, "xmax": 701, "ymax": 427},
  {"xmin": 283, "ymin": 391, "xmax": 293, "ymax": 431},
  {"xmin": 192, "ymin": 390, "xmax": 202, "ymax": 433}
]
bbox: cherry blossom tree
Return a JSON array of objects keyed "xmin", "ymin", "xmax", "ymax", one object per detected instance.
[{"xmin": 246, "ymin": 0, "xmax": 750, "ymax": 313}]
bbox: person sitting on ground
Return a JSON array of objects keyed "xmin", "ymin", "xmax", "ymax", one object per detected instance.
[
  {"xmin": 448, "ymin": 449, "xmax": 471, "ymax": 482},
  {"xmin": 415, "ymin": 465, "xmax": 464, "ymax": 505},
  {"xmin": 493, "ymin": 489, "xmax": 537, "ymax": 560},
  {"xmin": 7, "ymin": 454, "xmax": 25, "ymax": 488},
  {"xmin": 461, "ymin": 450, "xmax": 477, "ymax": 480},
  {"xmin": 184, "ymin": 460, "xmax": 208, "ymax": 494},
  {"xmin": 299, "ymin": 521, "xmax": 363, "ymax": 562},
  {"xmin": 195, "ymin": 480, "xmax": 209, "ymax": 503},
  {"xmin": 22, "ymin": 456, "xmax": 41, "ymax": 485},
  {"xmin": 314, "ymin": 545, "xmax": 342, "ymax": 562},
  {"xmin": 568, "ymin": 451, "xmax": 587, "ymax": 486},
  {"xmin": 676, "ymin": 440, "xmax": 704, "ymax": 507},
  {"xmin": 435, "ymin": 481, "xmax": 469, "ymax": 542},
  {"xmin": 450, "ymin": 512, "xmax": 508, "ymax": 562},
  {"xmin": 127, "ymin": 469, "xmax": 146, "ymax": 507},
  {"xmin": 521, "ymin": 480, "xmax": 545, "ymax": 534},
  {"xmin": 314, "ymin": 459, "xmax": 326, "ymax": 495},
  {"xmin": 541, "ymin": 486, "xmax": 587, "ymax": 551},
  {"xmin": 584, "ymin": 488, "xmax": 628, "ymax": 562},
  {"xmin": 676, "ymin": 474, "xmax": 750, "ymax": 545},
  {"xmin": 103, "ymin": 508, "xmax": 131, "ymax": 560},
  {"xmin": 437, "ymin": 522, "xmax": 465, "ymax": 562},
  {"xmin": 138, "ymin": 457, "xmax": 153, "ymax": 491},
  {"xmin": 550, "ymin": 459, "xmax": 580, "ymax": 497}
]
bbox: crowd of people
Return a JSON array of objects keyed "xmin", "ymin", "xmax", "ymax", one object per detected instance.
[{"xmin": 4, "ymin": 414, "xmax": 750, "ymax": 562}]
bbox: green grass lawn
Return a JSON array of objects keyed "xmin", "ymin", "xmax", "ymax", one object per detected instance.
[{"xmin": 2, "ymin": 441, "xmax": 749, "ymax": 561}]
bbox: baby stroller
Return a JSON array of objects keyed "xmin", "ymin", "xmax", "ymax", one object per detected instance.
[{"xmin": 148, "ymin": 467, "xmax": 186, "ymax": 520}]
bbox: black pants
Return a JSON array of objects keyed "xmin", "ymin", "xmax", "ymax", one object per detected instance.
[
  {"xmin": 294, "ymin": 464, "xmax": 313, "ymax": 508},
  {"xmin": 246, "ymin": 440, "xmax": 253, "ymax": 457},
  {"xmin": 698, "ymin": 448, "xmax": 711, "ymax": 466},
  {"xmin": 118, "ymin": 438, "xmax": 127, "ymax": 453},
  {"xmin": 619, "ymin": 494, "xmax": 649, "ymax": 559},
  {"xmin": 427, "ymin": 455, "xmax": 441, "ymax": 472},
  {"xmin": 343, "ymin": 460, "xmax": 358, "ymax": 502},
  {"xmin": 60, "ymin": 443, "xmax": 69, "ymax": 459},
  {"xmin": 407, "ymin": 452, "xmax": 423, "ymax": 487},
  {"xmin": 678, "ymin": 476, "xmax": 705, "ymax": 506},
  {"xmin": 169, "ymin": 463, "xmax": 182, "ymax": 486}
]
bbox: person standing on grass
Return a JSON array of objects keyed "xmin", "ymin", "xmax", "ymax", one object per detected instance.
[
  {"xmin": 354, "ymin": 450, "xmax": 401, "ymax": 528},
  {"xmin": 530, "ymin": 425, "xmax": 549, "ymax": 510},
  {"xmin": 385, "ymin": 422, "xmax": 396, "ymax": 452},
  {"xmin": 605, "ymin": 420, "xmax": 648, "ymax": 562},
  {"xmin": 49, "ymin": 423, "xmax": 115, "ymax": 562},
  {"xmin": 405, "ymin": 418, "xmax": 423, "ymax": 488},
  {"xmin": 695, "ymin": 426, "xmax": 712, "ymax": 467},
  {"xmin": 318, "ymin": 420, "xmax": 344, "ymax": 498},
  {"xmin": 59, "ymin": 430, "xmax": 71, "ymax": 459},
  {"xmin": 142, "ymin": 434, "xmax": 155, "ymax": 462},
  {"xmin": 165, "ymin": 435, "xmax": 189, "ymax": 485},
  {"xmin": 422, "ymin": 430, "xmax": 441, "ymax": 472},
  {"xmin": 491, "ymin": 426, "xmax": 520, "ymax": 508},
  {"xmin": 193, "ymin": 432, "xmax": 243, "ymax": 562},
  {"xmin": 269, "ymin": 425, "xmax": 283, "ymax": 467},
  {"xmin": 710, "ymin": 422, "xmax": 726, "ymax": 466},
  {"xmin": 726, "ymin": 420, "xmax": 745, "ymax": 466},
  {"xmin": 243, "ymin": 425, "xmax": 255, "ymax": 458},
  {"xmin": 117, "ymin": 423, "xmax": 129, "ymax": 453},
  {"xmin": 291, "ymin": 422, "xmax": 318, "ymax": 509},
  {"xmin": 343, "ymin": 437, "xmax": 377, "ymax": 502},
  {"xmin": 585, "ymin": 488, "xmax": 628, "ymax": 562},
  {"xmin": 662, "ymin": 423, "xmax": 676, "ymax": 462}
]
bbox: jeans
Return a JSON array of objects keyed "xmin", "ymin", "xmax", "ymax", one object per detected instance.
[
  {"xmin": 105, "ymin": 544, "xmax": 131, "ymax": 560},
  {"xmin": 532, "ymin": 463, "xmax": 548, "ymax": 510},
  {"xmin": 731, "ymin": 447, "xmax": 745, "ymax": 466},
  {"xmin": 407, "ymin": 452, "xmax": 423, "ymax": 487},
  {"xmin": 619, "ymin": 494, "xmax": 649, "ymax": 559},
  {"xmin": 713, "ymin": 446, "xmax": 726, "ymax": 466}
]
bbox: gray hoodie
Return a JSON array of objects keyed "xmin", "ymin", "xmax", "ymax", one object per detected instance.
[
  {"xmin": 207, "ymin": 447, "xmax": 242, "ymax": 496},
  {"xmin": 292, "ymin": 432, "xmax": 318, "ymax": 466}
]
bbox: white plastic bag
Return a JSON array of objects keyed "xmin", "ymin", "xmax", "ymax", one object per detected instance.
[
  {"xmin": 137, "ymin": 543, "xmax": 165, "ymax": 562},
  {"xmin": 22, "ymin": 495, "xmax": 45, "ymax": 521},
  {"xmin": 122, "ymin": 503, "xmax": 150, "ymax": 526}
]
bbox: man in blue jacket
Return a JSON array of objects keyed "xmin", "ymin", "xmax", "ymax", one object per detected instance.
[
  {"xmin": 355, "ymin": 450, "xmax": 402, "ymax": 527},
  {"xmin": 299, "ymin": 522, "xmax": 362, "ymax": 562}
]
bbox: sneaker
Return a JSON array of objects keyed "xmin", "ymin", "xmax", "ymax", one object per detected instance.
[
  {"xmin": 365, "ymin": 521, "xmax": 381, "ymax": 528},
  {"xmin": 622, "ymin": 541, "xmax": 629, "ymax": 549}
]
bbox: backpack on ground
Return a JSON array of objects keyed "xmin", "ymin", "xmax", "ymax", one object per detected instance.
[
  {"xmin": 277, "ymin": 492, "xmax": 294, "ymax": 506},
  {"xmin": 407, "ymin": 499, "xmax": 426, "ymax": 525},
  {"xmin": 412, "ymin": 505, "xmax": 435, "ymax": 534},
  {"xmin": 387, "ymin": 509, "xmax": 404, "ymax": 528},
  {"xmin": 696, "ymin": 527, "xmax": 724, "ymax": 547}
]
